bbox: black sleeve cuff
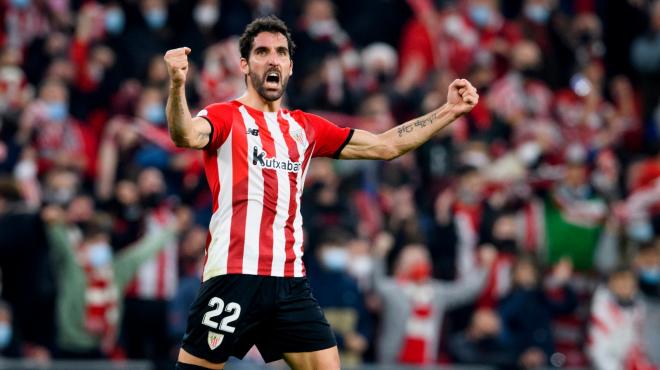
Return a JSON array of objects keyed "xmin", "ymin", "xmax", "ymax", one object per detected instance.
[{"xmin": 332, "ymin": 128, "xmax": 354, "ymax": 159}]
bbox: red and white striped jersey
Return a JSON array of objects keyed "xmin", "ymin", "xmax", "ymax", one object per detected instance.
[
  {"xmin": 125, "ymin": 206, "xmax": 178, "ymax": 299},
  {"xmin": 198, "ymin": 100, "xmax": 353, "ymax": 280}
]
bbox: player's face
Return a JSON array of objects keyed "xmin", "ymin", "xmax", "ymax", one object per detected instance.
[{"xmin": 242, "ymin": 32, "xmax": 293, "ymax": 102}]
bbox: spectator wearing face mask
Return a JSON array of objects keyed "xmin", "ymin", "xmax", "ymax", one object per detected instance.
[
  {"xmin": 307, "ymin": 230, "xmax": 372, "ymax": 367},
  {"xmin": 587, "ymin": 266, "xmax": 655, "ymax": 370},
  {"xmin": 121, "ymin": 0, "xmax": 173, "ymax": 79},
  {"xmin": 17, "ymin": 79, "xmax": 87, "ymax": 174},
  {"xmin": 174, "ymin": 0, "xmax": 225, "ymax": 67},
  {"xmin": 42, "ymin": 205, "xmax": 182, "ymax": 358},
  {"xmin": 371, "ymin": 233, "xmax": 495, "ymax": 365}
]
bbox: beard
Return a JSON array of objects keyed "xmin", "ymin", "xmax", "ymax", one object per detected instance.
[{"xmin": 248, "ymin": 67, "xmax": 289, "ymax": 102}]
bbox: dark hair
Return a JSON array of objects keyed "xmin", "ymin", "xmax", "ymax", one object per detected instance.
[{"xmin": 238, "ymin": 15, "xmax": 296, "ymax": 60}]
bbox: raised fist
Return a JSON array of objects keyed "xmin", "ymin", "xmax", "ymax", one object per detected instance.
[
  {"xmin": 447, "ymin": 78, "xmax": 479, "ymax": 117},
  {"xmin": 164, "ymin": 47, "xmax": 191, "ymax": 87}
]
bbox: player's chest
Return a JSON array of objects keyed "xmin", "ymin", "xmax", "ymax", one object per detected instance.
[{"xmin": 232, "ymin": 112, "xmax": 309, "ymax": 174}]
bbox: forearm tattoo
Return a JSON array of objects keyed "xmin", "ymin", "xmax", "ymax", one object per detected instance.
[{"xmin": 397, "ymin": 112, "xmax": 439, "ymax": 137}]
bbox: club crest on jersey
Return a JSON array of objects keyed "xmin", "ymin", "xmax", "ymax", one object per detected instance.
[
  {"xmin": 290, "ymin": 129, "xmax": 307, "ymax": 146},
  {"xmin": 208, "ymin": 331, "xmax": 224, "ymax": 350},
  {"xmin": 252, "ymin": 146, "xmax": 301, "ymax": 173}
]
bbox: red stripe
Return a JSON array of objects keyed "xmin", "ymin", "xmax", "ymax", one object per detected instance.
[
  {"xmin": 202, "ymin": 146, "xmax": 221, "ymax": 271},
  {"xmin": 590, "ymin": 314, "xmax": 609, "ymax": 334},
  {"xmin": 227, "ymin": 112, "xmax": 249, "ymax": 274},
  {"xmin": 125, "ymin": 277, "xmax": 138, "ymax": 297},
  {"xmin": 524, "ymin": 203, "xmax": 536, "ymax": 251},
  {"xmin": 278, "ymin": 114, "xmax": 301, "ymax": 277},
  {"xmin": 156, "ymin": 249, "xmax": 166, "ymax": 298},
  {"xmin": 253, "ymin": 112, "xmax": 278, "ymax": 275}
]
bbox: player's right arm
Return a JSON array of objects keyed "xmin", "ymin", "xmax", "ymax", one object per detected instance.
[{"xmin": 164, "ymin": 47, "xmax": 211, "ymax": 149}]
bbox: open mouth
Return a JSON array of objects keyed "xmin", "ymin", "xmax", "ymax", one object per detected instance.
[{"xmin": 265, "ymin": 71, "xmax": 280, "ymax": 88}]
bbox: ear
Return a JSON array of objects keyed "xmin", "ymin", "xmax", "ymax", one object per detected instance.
[
  {"xmin": 240, "ymin": 57, "xmax": 249, "ymax": 76},
  {"xmin": 289, "ymin": 59, "xmax": 293, "ymax": 77}
]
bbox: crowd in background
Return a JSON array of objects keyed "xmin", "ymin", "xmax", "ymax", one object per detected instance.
[{"xmin": 1, "ymin": 0, "xmax": 660, "ymax": 369}]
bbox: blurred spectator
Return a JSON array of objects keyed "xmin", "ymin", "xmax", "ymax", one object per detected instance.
[
  {"xmin": 631, "ymin": 0, "xmax": 660, "ymax": 122},
  {"xmin": 18, "ymin": 78, "xmax": 87, "ymax": 174},
  {"xmin": 371, "ymin": 233, "xmax": 495, "ymax": 365},
  {"xmin": 587, "ymin": 266, "xmax": 656, "ymax": 370},
  {"xmin": 308, "ymin": 230, "xmax": 372, "ymax": 366},
  {"xmin": 448, "ymin": 308, "xmax": 516, "ymax": 369},
  {"xmin": 397, "ymin": 1, "xmax": 478, "ymax": 92},
  {"xmin": 43, "ymin": 205, "xmax": 181, "ymax": 358},
  {"xmin": 120, "ymin": 0, "xmax": 174, "ymax": 79},
  {"xmin": 544, "ymin": 150, "xmax": 609, "ymax": 270},
  {"xmin": 168, "ymin": 225, "xmax": 206, "ymax": 344},
  {"xmin": 498, "ymin": 256, "xmax": 577, "ymax": 368},
  {"xmin": 122, "ymin": 167, "xmax": 180, "ymax": 370},
  {"xmin": 3, "ymin": 0, "xmax": 52, "ymax": 51},
  {"xmin": 301, "ymin": 158, "xmax": 358, "ymax": 257},
  {"xmin": 555, "ymin": 59, "xmax": 627, "ymax": 152},
  {"xmin": 291, "ymin": 0, "xmax": 359, "ymax": 112},
  {"xmin": 196, "ymin": 38, "xmax": 244, "ymax": 107},
  {"xmin": 487, "ymin": 40, "xmax": 553, "ymax": 131},
  {"xmin": 0, "ymin": 178, "xmax": 55, "ymax": 359}
]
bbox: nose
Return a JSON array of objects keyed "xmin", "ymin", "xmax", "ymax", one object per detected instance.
[{"xmin": 267, "ymin": 52, "xmax": 279, "ymax": 66}]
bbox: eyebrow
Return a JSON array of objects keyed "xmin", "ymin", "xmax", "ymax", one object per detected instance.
[{"xmin": 253, "ymin": 45, "xmax": 289, "ymax": 53}]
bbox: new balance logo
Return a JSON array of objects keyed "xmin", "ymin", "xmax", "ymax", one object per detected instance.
[
  {"xmin": 246, "ymin": 128, "xmax": 259, "ymax": 136},
  {"xmin": 252, "ymin": 146, "xmax": 301, "ymax": 173}
]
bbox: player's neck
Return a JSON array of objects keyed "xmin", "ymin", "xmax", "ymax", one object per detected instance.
[{"xmin": 237, "ymin": 92, "xmax": 281, "ymax": 113}]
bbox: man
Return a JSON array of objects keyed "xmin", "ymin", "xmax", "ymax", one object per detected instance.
[{"xmin": 164, "ymin": 15, "xmax": 478, "ymax": 370}]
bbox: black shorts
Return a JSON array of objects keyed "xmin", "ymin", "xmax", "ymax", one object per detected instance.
[{"xmin": 181, "ymin": 274, "xmax": 336, "ymax": 363}]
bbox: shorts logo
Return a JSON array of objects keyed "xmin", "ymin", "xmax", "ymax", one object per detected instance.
[
  {"xmin": 208, "ymin": 331, "xmax": 224, "ymax": 350},
  {"xmin": 252, "ymin": 146, "xmax": 301, "ymax": 173}
]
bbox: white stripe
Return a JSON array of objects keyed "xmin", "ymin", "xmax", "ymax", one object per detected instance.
[
  {"xmin": 282, "ymin": 113, "xmax": 311, "ymax": 277},
  {"xmin": 163, "ymin": 241, "xmax": 178, "ymax": 298},
  {"xmin": 136, "ymin": 252, "xmax": 157, "ymax": 298},
  {"xmin": 239, "ymin": 106, "xmax": 262, "ymax": 275},
  {"xmin": 266, "ymin": 112, "xmax": 290, "ymax": 277},
  {"xmin": 455, "ymin": 213, "xmax": 477, "ymax": 277},
  {"xmin": 203, "ymin": 127, "xmax": 233, "ymax": 281}
]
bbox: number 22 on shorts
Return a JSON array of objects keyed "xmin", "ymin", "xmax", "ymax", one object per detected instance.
[{"xmin": 202, "ymin": 297, "xmax": 242, "ymax": 333}]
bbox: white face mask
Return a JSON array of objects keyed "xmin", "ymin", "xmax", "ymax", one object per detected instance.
[
  {"xmin": 348, "ymin": 255, "xmax": 373, "ymax": 279},
  {"xmin": 193, "ymin": 4, "xmax": 219, "ymax": 27},
  {"xmin": 320, "ymin": 247, "xmax": 348, "ymax": 271},
  {"xmin": 87, "ymin": 242, "xmax": 113, "ymax": 268},
  {"xmin": 308, "ymin": 20, "xmax": 337, "ymax": 38}
]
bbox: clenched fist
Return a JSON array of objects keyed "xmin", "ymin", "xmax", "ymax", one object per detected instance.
[
  {"xmin": 447, "ymin": 78, "xmax": 479, "ymax": 117},
  {"xmin": 164, "ymin": 47, "xmax": 191, "ymax": 88}
]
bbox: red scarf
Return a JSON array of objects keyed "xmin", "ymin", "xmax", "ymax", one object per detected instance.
[
  {"xmin": 76, "ymin": 243, "xmax": 118, "ymax": 352},
  {"xmin": 398, "ymin": 282, "xmax": 435, "ymax": 364}
]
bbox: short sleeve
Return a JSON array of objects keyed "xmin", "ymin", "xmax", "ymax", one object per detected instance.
[
  {"xmin": 195, "ymin": 103, "xmax": 232, "ymax": 150},
  {"xmin": 305, "ymin": 113, "xmax": 354, "ymax": 158}
]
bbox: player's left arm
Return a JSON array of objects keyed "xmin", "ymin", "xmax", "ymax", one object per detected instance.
[{"xmin": 338, "ymin": 79, "xmax": 478, "ymax": 160}]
